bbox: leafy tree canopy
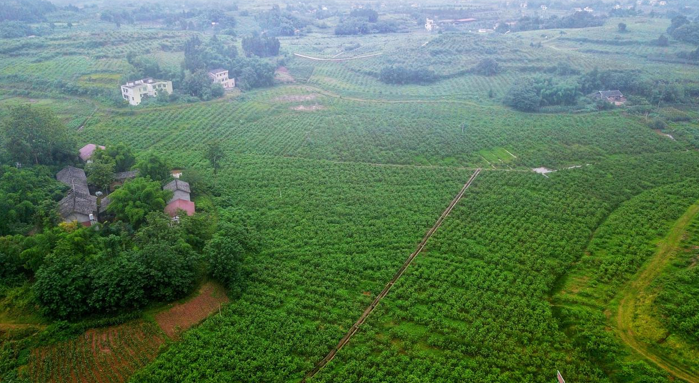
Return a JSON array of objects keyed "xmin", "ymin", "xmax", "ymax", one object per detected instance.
[{"xmin": 106, "ymin": 178, "xmax": 172, "ymax": 228}]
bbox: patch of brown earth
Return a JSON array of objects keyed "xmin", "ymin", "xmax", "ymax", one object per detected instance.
[
  {"xmin": 275, "ymin": 66, "xmax": 295, "ymax": 83},
  {"xmin": 155, "ymin": 281, "xmax": 229, "ymax": 338},
  {"xmin": 291, "ymin": 104, "xmax": 324, "ymax": 111},
  {"xmin": 27, "ymin": 321, "xmax": 164, "ymax": 383},
  {"xmin": 273, "ymin": 94, "xmax": 317, "ymax": 102}
]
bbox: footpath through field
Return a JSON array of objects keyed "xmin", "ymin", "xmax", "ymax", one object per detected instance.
[
  {"xmin": 615, "ymin": 202, "xmax": 699, "ymax": 383},
  {"xmin": 302, "ymin": 168, "xmax": 482, "ymax": 381},
  {"xmin": 294, "ymin": 52, "xmax": 383, "ymax": 62}
]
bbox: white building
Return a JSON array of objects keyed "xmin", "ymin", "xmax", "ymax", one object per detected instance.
[
  {"xmin": 425, "ymin": 18, "xmax": 435, "ymax": 31},
  {"xmin": 207, "ymin": 69, "xmax": 235, "ymax": 89},
  {"xmin": 120, "ymin": 78, "xmax": 173, "ymax": 106}
]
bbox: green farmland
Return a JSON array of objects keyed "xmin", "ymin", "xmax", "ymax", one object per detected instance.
[{"xmin": 2, "ymin": 0, "xmax": 699, "ymax": 382}]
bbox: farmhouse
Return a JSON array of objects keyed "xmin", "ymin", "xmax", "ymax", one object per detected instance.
[
  {"xmin": 208, "ymin": 69, "xmax": 235, "ymax": 89},
  {"xmin": 163, "ymin": 179, "xmax": 195, "ymax": 217},
  {"xmin": 78, "ymin": 143, "xmax": 105, "ymax": 162},
  {"xmin": 594, "ymin": 90, "xmax": 626, "ymax": 105},
  {"xmin": 120, "ymin": 78, "xmax": 173, "ymax": 106},
  {"xmin": 56, "ymin": 166, "xmax": 98, "ymax": 226}
]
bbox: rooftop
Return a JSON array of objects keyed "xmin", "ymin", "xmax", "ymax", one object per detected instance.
[
  {"xmin": 79, "ymin": 143, "xmax": 105, "ymax": 162},
  {"xmin": 122, "ymin": 78, "xmax": 167, "ymax": 88},
  {"xmin": 598, "ymin": 90, "xmax": 623, "ymax": 98},
  {"xmin": 209, "ymin": 68, "xmax": 228, "ymax": 74},
  {"xmin": 56, "ymin": 166, "xmax": 87, "ymax": 185},
  {"xmin": 59, "ymin": 191, "xmax": 97, "ymax": 218},
  {"xmin": 164, "ymin": 179, "xmax": 191, "ymax": 194}
]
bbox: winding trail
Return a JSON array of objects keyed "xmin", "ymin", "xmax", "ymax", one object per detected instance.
[
  {"xmin": 614, "ymin": 201, "xmax": 699, "ymax": 383},
  {"xmin": 301, "ymin": 169, "xmax": 481, "ymax": 382}
]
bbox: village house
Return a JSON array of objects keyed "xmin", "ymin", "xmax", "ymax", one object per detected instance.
[
  {"xmin": 56, "ymin": 166, "xmax": 98, "ymax": 226},
  {"xmin": 594, "ymin": 90, "xmax": 626, "ymax": 105},
  {"xmin": 120, "ymin": 78, "xmax": 173, "ymax": 106},
  {"xmin": 425, "ymin": 18, "xmax": 435, "ymax": 31},
  {"xmin": 78, "ymin": 143, "xmax": 105, "ymax": 162},
  {"xmin": 207, "ymin": 69, "xmax": 235, "ymax": 90},
  {"xmin": 163, "ymin": 179, "xmax": 195, "ymax": 217}
]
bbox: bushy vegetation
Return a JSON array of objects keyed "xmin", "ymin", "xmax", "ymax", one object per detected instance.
[
  {"xmin": 501, "ymin": 11, "xmax": 606, "ymax": 33},
  {"xmin": 379, "ymin": 66, "xmax": 437, "ymax": 85},
  {"xmin": 335, "ymin": 8, "xmax": 397, "ymax": 35},
  {"xmin": 256, "ymin": 5, "xmax": 308, "ymax": 36},
  {"xmin": 242, "ymin": 33, "xmax": 281, "ymax": 57}
]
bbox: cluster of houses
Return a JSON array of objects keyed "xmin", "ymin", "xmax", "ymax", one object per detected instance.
[
  {"xmin": 56, "ymin": 143, "xmax": 195, "ymax": 226},
  {"xmin": 120, "ymin": 69, "xmax": 235, "ymax": 106}
]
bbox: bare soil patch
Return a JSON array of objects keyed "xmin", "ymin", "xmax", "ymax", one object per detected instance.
[
  {"xmin": 275, "ymin": 66, "xmax": 295, "ymax": 83},
  {"xmin": 155, "ymin": 282, "xmax": 229, "ymax": 338},
  {"xmin": 28, "ymin": 321, "xmax": 164, "ymax": 383},
  {"xmin": 273, "ymin": 94, "xmax": 318, "ymax": 103},
  {"xmin": 291, "ymin": 104, "xmax": 325, "ymax": 112}
]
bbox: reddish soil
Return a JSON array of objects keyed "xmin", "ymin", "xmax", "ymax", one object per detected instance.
[
  {"xmin": 28, "ymin": 321, "xmax": 165, "ymax": 383},
  {"xmin": 275, "ymin": 66, "xmax": 295, "ymax": 83},
  {"xmin": 25, "ymin": 282, "xmax": 228, "ymax": 383},
  {"xmin": 155, "ymin": 282, "xmax": 229, "ymax": 338}
]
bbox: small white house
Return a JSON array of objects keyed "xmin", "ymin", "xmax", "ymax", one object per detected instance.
[
  {"xmin": 120, "ymin": 78, "xmax": 172, "ymax": 106},
  {"xmin": 208, "ymin": 69, "xmax": 235, "ymax": 89}
]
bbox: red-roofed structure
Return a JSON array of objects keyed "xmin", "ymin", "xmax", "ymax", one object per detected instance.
[
  {"xmin": 79, "ymin": 144, "xmax": 105, "ymax": 162},
  {"xmin": 165, "ymin": 199, "xmax": 195, "ymax": 217}
]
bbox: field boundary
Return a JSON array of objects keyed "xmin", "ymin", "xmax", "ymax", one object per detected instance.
[
  {"xmin": 294, "ymin": 52, "xmax": 382, "ymax": 62},
  {"xmin": 301, "ymin": 168, "xmax": 481, "ymax": 381},
  {"xmin": 614, "ymin": 201, "xmax": 699, "ymax": 383}
]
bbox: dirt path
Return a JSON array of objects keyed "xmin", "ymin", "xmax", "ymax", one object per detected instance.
[
  {"xmin": 294, "ymin": 52, "xmax": 382, "ymax": 62},
  {"xmin": 302, "ymin": 169, "xmax": 481, "ymax": 382},
  {"xmin": 614, "ymin": 202, "xmax": 699, "ymax": 383}
]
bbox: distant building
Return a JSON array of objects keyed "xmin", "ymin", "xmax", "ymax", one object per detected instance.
[
  {"xmin": 56, "ymin": 166, "xmax": 98, "ymax": 226},
  {"xmin": 163, "ymin": 179, "xmax": 195, "ymax": 217},
  {"xmin": 120, "ymin": 78, "xmax": 173, "ymax": 106},
  {"xmin": 594, "ymin": 90, "xmax": 626, "ymax": 105},
  {"xmin": 208, "ymin": 69, "xmax": 236, "ymax": 90},
  {"xmin": 78, "ymin": 143, "xmax": 105, "ymax": 162},
  {"xmin": 425, "ymin": 18, "xmax": 435, "ymax": 31}
]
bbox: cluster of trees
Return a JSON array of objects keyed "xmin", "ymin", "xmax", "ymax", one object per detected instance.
[
  {"xmin": 497, "ymin": 11, "xmax": 605, "ymax": 33},
  {"xmin": 471, "ymin": 58, "xmax": 501, "ymax": 77},
  {"xmin": 1, "ymin": 105, "xmax": 75, "ymax": 165},
  {"xmin": 241, "ymin": 33, "xmax": 280, "ymax": 57},
  {"xmin": 504, "ymin": 66, "xmax": 694, "ymax": 112},
  {"xmin": 256, "ymin": 5, "xmax": 308, "ymax": 36},
  {"xmin": 667, "ymin": 16, "xmax": 699, "ymax": 45},
  {"xmin": 0, "ymin": 0, "xmax": 55, "ymax": 22},
  {"xmin": 378, "ymin": 66, "xmax": 437, "ymax": 85},
  {"xmin": 335, "ymin": 8, "xmax": 397, "ymax": 35},
  {"xmin": 182, "ymin": 35, "xmax": 275, "ymax": 94},
  {"xmin": 0, "ymin": 106, "xmax": 253, "ymax": 320}
]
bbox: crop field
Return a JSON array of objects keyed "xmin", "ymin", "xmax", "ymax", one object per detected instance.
[
  {"xmin": 3, "ymin": 1, "xmax": 699, "ymax": 382},
  {"xmin": 27, "ymin": 321, "xmax": 165, "ymax": 383}
]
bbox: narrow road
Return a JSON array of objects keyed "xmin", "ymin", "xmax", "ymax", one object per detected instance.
[
  {"xmin": 294, "ymin": 52, "xmax": 383, "ymax": 62},
  {"xmin": 615, "ymin": 201, "xmax": 699, "ymax": 383},
  {"xmin": 301, "ymin": 169, "xmax": 482, "ymax": 382}
]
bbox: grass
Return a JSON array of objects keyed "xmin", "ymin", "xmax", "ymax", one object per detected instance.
[{"xmin": 614, "ymin": 203, "xmax": 699, "ymax": 382}]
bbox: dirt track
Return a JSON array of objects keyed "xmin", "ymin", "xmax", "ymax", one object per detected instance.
[
  {"xmin": 614, "ymin": 202, "xmax": 699, "ymax": 383},
  {"xmin": 294, "ymin": 52, "xmax": 382, "ymax": 62}
]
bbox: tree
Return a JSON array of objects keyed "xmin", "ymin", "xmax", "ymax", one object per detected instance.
[
  {"xmin": 136, "ymin": 153, "xmax": 170, "ymax": 183},
  {"xmin": 205, "ymin": 140, "xmax": 225, "ymax": 175},
  {"xmin": 106, "ymin": 178, "xmax": 172, "ymax": 228},
  {"xmin": 473, "ymin": 59, "xmax": 502, "ymax": 77},
  {"xmin": 618, "ymin": 22, "xmax": 627, "ymax": 33},
  {"xmin": 657, "ymin": 34, "xmax": 669, "ymax": 47},
  {"xmin": 86, "ymin": 156, "xmax": 115, "ymax": 192},
  {"xmin": 93, "ymin": 143, "xmax": 136, "ymax": 172},
  {"xmin": 67, "ymin": 22, "xmax": 72, "ymax": 29},
  {"xmin": 1, "ymin": 105, "xmax": 75, "ymax": 165},
  {"xmin": 241, "ymin": 33, "xmax": 280, "ymax": 57},
  {"xmin": 34, "ymin": 255, "xmax": 92, "ymax": 319},
  {"xmin": 503, "ymin": 80, "xmax": 541, "ymax": 112},
  {"xmin": 206, "ymin": 231, "xmax": 244, "ymax": 293},
  {"xmin": 135, "ymin": 238, "xmax": 197, "ymax": 301}
]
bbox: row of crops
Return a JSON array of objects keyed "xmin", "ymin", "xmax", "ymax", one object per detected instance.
[
  {"xmin": 81, "ymin": 88, "xmax": 680, "ymax": 170},
  {"xmin": 28, "ymin": 321, "xmax": 164, "ymax": 383},
  {"xmin": 129, "ymin": 157, "xmax": 472, "ymax": 382},
  {"xmin": 313, "ymin": 151, "xmax": 699, "ymax": 383}
]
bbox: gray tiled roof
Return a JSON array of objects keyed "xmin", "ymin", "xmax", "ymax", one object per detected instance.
[
  {"xmin": 163, "ymin": 179, "xmax": 191, "ymax": 193},
  {"xmin": 598, "ymin": 90, "xmax": 623, "ymax": 98},
  {"xmin": 59, "ymin": 191, "xmax": 97, "ymax": 217}
]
